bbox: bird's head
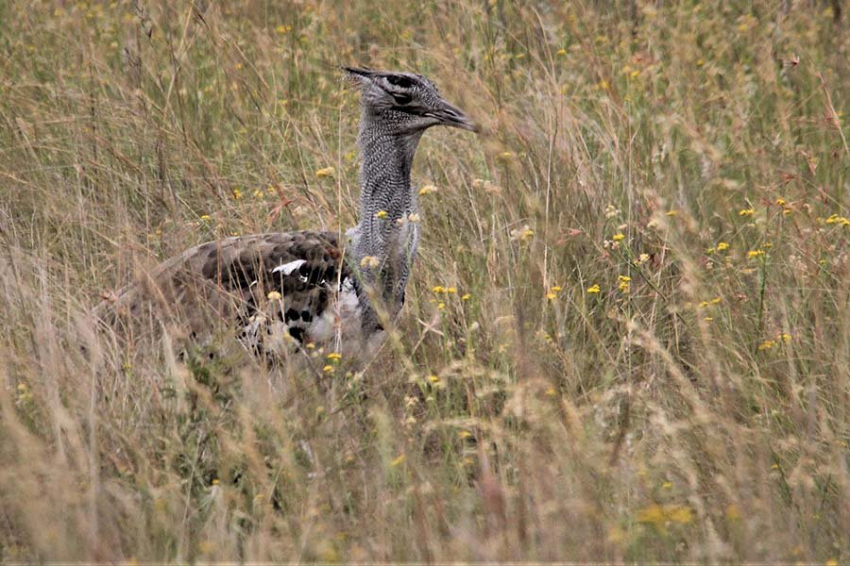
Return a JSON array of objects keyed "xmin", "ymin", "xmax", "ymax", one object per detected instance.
[{"xmin": 344, "ymin": 67, "xmax": 478, "ymax": 135}]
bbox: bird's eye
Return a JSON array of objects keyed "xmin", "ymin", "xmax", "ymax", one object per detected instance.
[
  {"xmin": 386, "ymin": 75, "xmax": 414, "ymax": 89},
  {"xmin": 391, "ymin": 92, "xmax": 412, "ymax": 105}
]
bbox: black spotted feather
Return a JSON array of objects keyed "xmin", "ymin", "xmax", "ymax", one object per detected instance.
[{"xmin": 96, "ymin": 231, "xmax": 355, "ymax": 351}]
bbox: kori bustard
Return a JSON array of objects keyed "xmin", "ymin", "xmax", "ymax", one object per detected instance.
[{"xmin": 96, "ymin": 67, "xmax": 477, "ymax": 358}]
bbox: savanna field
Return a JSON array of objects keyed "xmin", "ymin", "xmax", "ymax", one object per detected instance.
[{"xmin": 1, "ymin": 0, "xmax": 849, "ymax": 562}]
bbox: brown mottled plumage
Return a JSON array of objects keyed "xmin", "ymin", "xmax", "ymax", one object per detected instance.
[{"xmin": 96, "ymin": 232, "xmax": 357, "ymax": 353}]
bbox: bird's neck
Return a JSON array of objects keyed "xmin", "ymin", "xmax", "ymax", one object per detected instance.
[{"xmin": 350, "ymin": 112, "xmax": 422, "ymax": 328}]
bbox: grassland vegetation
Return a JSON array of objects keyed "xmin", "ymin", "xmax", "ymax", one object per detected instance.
[{"xmin": 0, "ymin": 0, "xmax": 848, "ymax": 561}]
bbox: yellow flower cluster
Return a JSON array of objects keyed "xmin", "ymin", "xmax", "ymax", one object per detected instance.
[
  {"xmin": 706, "ymin": 241, "xmax": 730, "ymax": 254},
  {"xmin": 432, "ymin": 286, "xmax": 458, "ymax": 294},
  {"xmin": 636, "ymin": 504, "xmax": 693, "ymax": 531},
  {"xmin": 510, "ymin": 225, "xmax": 535, "ymax": 242},
  {"xmin": 825, "ymin": 214, "xmax": 850, "ymax": 226},
  {"xmin": 618, "ymin": 276, "xmax": 630, "ymax": 292},
  {"xmin": 315, "ymin": 166, "xmax": 335, "ymax": 178},
  {"xmin": 633, "ymin": 253, "xmax": 650, "ymax": 266},
  {"xmin": 587, "ymin": 284, "xmax": 601, "ymax": 294}
]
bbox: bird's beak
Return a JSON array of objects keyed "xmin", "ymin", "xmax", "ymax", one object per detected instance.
[{"xmin": 427, "ymin": 100, "xmax": 479, "ymax": 133}]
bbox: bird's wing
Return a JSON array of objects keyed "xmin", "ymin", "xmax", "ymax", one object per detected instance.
[{"xmin": 95, "ymin": 231, "xmax": 353, "ymax": 345}]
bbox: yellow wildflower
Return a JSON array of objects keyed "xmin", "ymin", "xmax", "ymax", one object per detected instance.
[
  {"xmin": 376, "ymin": 210, "xmax": 388, "ymax": 219},
  {"xmin": 461, "ymin": 293, "xmax": 472, "ymax": 300},
  {"xmin": 725, "ymin": 505, "xmax": 741, "ymax": 521},
  {"xmin": 446, "ymin": 287, "xmax": 458, "ymax": 294},
  {"xmin": 511, "ymin": 225, "xmax": 535, "ymax": 242},
  {"xmin": 776, "ymin": 197, "xmax": 786, "ymax": 206},
  {"xmin": 665, "ymin": 210, "xmax": 678, "ymax": 216},
  {"xmin": 315, "ymin": 166, "xmax": 335, "ymax": 178},
  {"xmin": 497, "ymin": 151, "xmax": 515, "ymax": 161},
  {"xmin": 637, "ymin": 504, "xmax": 693, "ymax": 530},
  {"xmin": 232, "ymin": 188, "xmax": 243, "ymax": 200},
  {"xmin": 825, "ymin": 214, "xmax": 850, "ymax": 226},
  {"xmin": 587, "ymin": 284, "xmax": 601, "ymax": 294},
  {"xmin": 418, "ymin": 185, "xmax": 437, "ymax": 195},
  {"xmin": 437, "ymin": 302, "xmax": 446, "ymax": 310},
  {"xmin": 360, "ymin": 256, "xmax": 380, "ymax": 268},
  {"xmin": 557, "ymin": 48, "xmax": 567, "ymax": 56},
  {"xmin": 758, "ymin": 340, "xmax": 775, "ymax": 351},
  {"xmin": 432, "ymin": 286, "xmax": 446, "ymax": 294},
  {"xmin": 427, "ymin": 375, "xmax": 440, "ymax": 384},
  {"xmin": 546, "ymin": 292, "xmax": 557, "ymax": 300},
  {"xmin": 551, "ymin": 286, "xmax": 562, "ymax": 292},
  {"xmin": 267, "ymin": 291, "xmax": 282, "ymax": 301},
  {"xmin": 612, "ymin": 233, "xmax": 625, "ymax": 241},
  {"xmin": 716, "ymin": 242, "xmax": 729, "ymax": 251},
  {"xmin": 322, "ymin": 365, "xmax": 335, "ymax": 373},
  {"xmin": 778, "ymin": 333, "xmax": 792, "ymax": 342},
  {"xmin": 458, "ymin": 430, "xmax": 472, "ymax": 439},
  {"xmin": 275, "ymin": 24, "xmax": 291, "ymax": 34},
  {"xmin": 739, "ymin": 208, "xmax": 755, "ymax": 217},
  {"xmin": 748, "ymin": 250, "xmax": 765, "ymax": 259},
  {"xmin": 327, "ymin": 353, "xmax": 342, "ymax": 361},
  {"xmin": 634, "ymin": 253, "xmax": 650, "ymax": 265},
  {"xmin": 200, "ymin": 214, "xmax": 211, "ymax": 221}
]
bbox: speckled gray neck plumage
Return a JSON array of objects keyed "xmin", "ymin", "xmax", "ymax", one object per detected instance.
[{"xmin": 349, "ymin": 107, "xmax": 422, "ymax": 334}]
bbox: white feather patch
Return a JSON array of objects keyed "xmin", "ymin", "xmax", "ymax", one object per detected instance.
[{"xmin": 271, "ymin": 259, "xmax": 306, "ymax": 276}]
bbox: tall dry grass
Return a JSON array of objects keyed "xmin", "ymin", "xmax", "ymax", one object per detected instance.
[{"xmin": 1, "ymin": 0, "xmax": 848, "ymax": 561}]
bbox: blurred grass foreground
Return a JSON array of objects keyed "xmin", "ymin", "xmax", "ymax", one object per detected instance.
[{"xmin": 1, "ymin": 0, "xmax": 848, "ymax": 562}]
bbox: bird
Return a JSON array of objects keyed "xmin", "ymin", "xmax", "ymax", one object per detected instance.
[{"xmin": 95, "ymin": 67, "xmax": 478, "ymax": 361}]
